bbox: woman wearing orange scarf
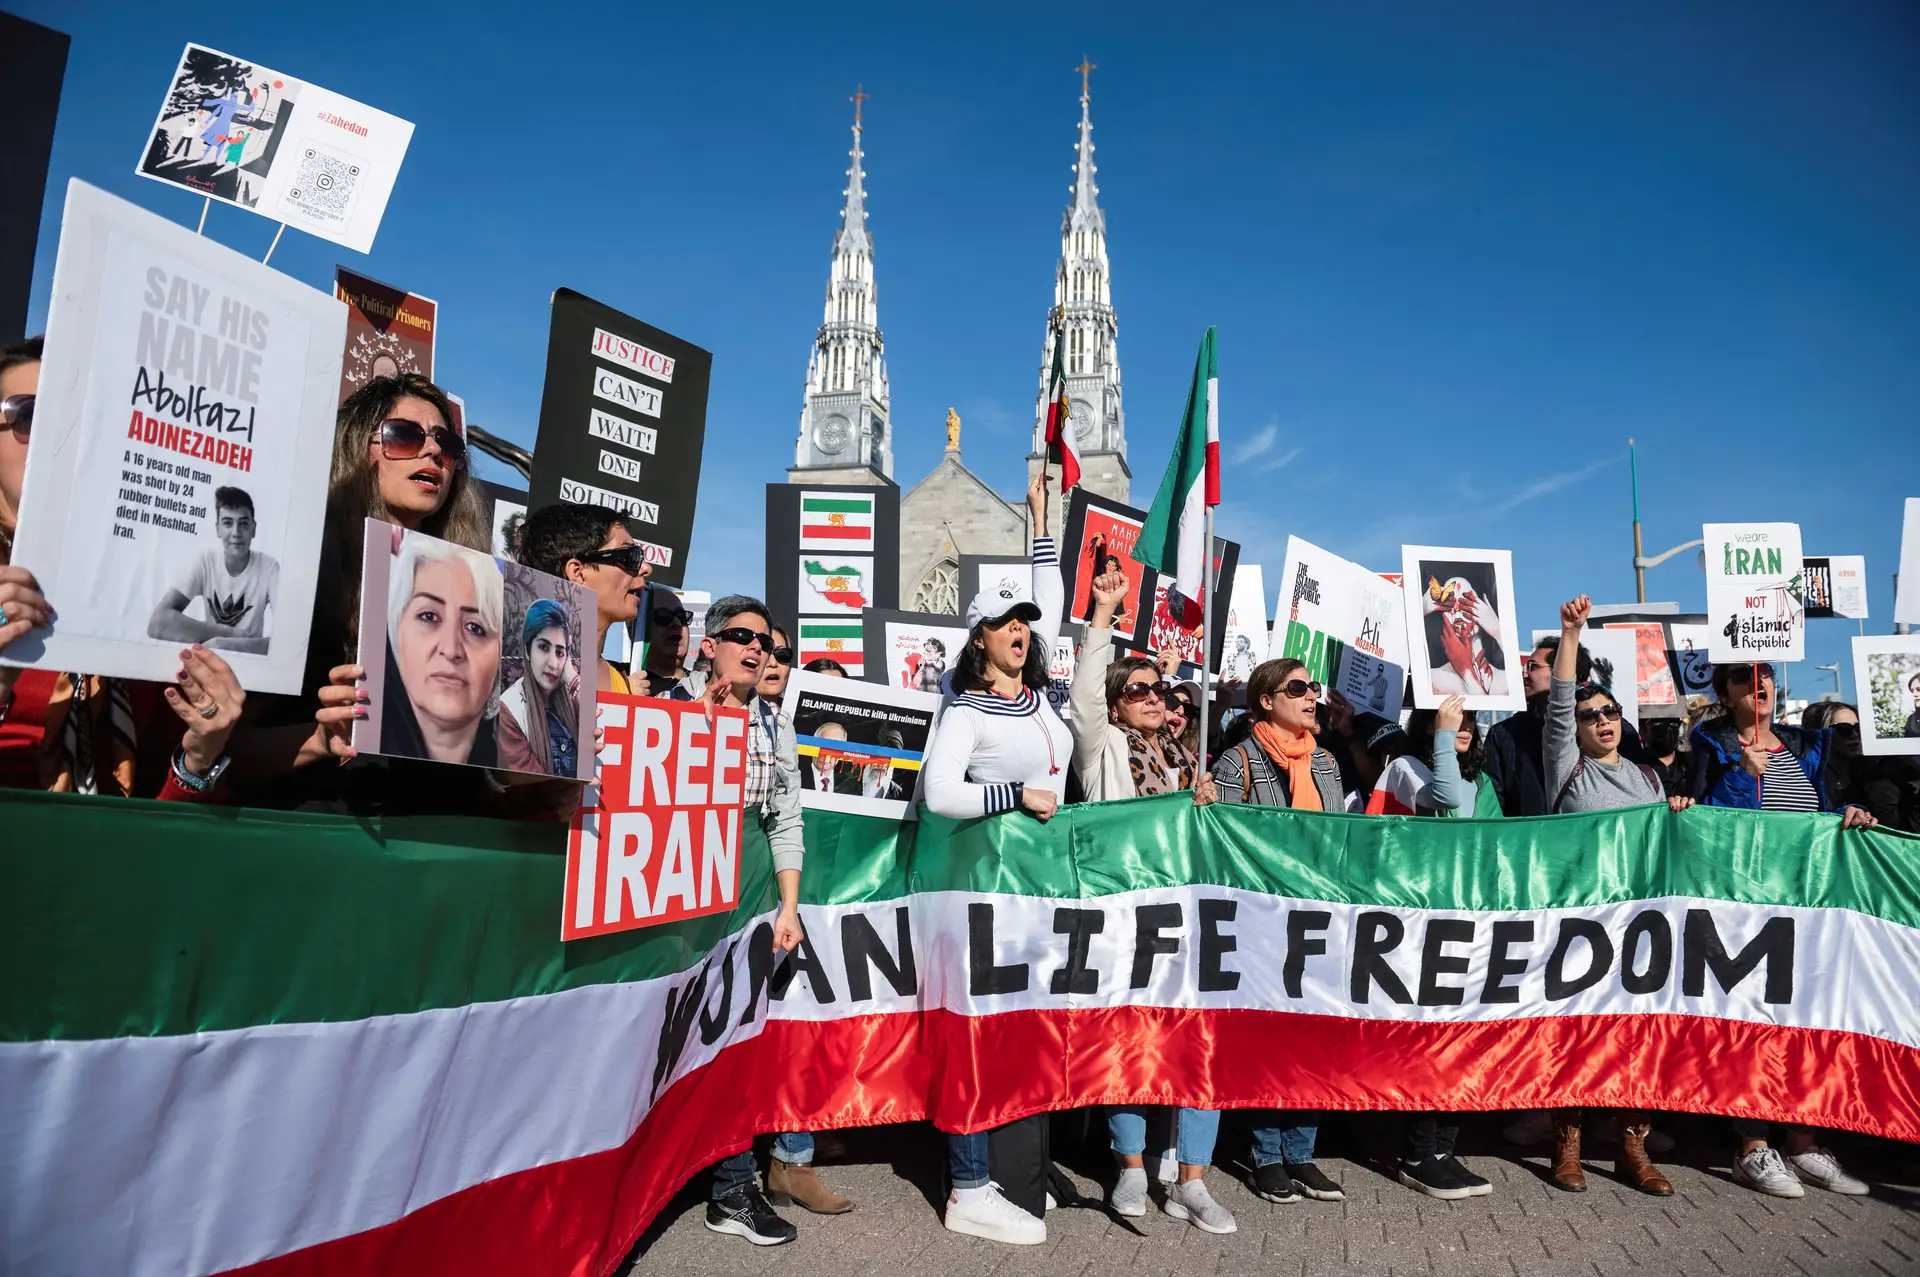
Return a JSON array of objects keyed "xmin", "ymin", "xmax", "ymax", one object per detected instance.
[{"xmin": 1210, "ymin": 658, "xmax": 1347, "ymax": 1205}]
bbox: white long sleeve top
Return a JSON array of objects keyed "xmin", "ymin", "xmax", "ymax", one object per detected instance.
[{"xmin": 921, "ymin": 538, "xmax": 1070, "ymax": 818}]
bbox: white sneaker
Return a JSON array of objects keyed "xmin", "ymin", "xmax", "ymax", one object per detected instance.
[
  {"xmin": 945, "ymin": 1185, "xmax": 1046, "ymax": 1245},
  {"xmin": 1733, "ymin": 1147, "xmax": 1806, "ymax": 1198},
  {"xmin": 1790, "ymin": 1147, "xmax": 1870, "ymax": 1195},
  {"xmin": 1502, "ymin": 1111, "xmax": 1553, "ymax": 1147},
  {"xmin": 1163, "ymin": 1179, "xmax": 1238, "ymax": 1234},
  {"xmin": 1109, "ymin": 1166, "xmax": 1148, "ymax": 1217}
]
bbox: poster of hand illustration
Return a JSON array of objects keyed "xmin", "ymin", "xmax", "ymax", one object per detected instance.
[
  {"xmin": 2, "ymin": 182, "xmax": 340, "ymax": 693},
  {"xmin": 1703, "ymin": 522, "xmax": 1804, "ymax": 664},
  {"xmin": 1400, "ymin": 545, "xmax": 1523, "ymax": 712},
  {"xmin": 353, "ymin": 520, "xmax": 596, "ymax": 779},
  {"xmin": 136, "ymin": 44, "xmax": 414, "ymax": 254}
]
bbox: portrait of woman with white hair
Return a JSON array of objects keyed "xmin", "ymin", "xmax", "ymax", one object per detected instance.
[{"xmin": 380, "ymin": 530, "xmax": 505, "ymax": 766}]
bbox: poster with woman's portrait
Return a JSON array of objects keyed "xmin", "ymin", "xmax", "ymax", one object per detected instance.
[
  {"xmin": 1061, "ymin": 489, "xmax": 1156, "ymax": 644},
  {"xmin": 1400, "ymin": 545, "xmax": 1524, "ymax": 712},
  {"xmin": 1852, "ymin": 635, "xmax": 1920, "ymax": 757},
  {"xmin": 353, "ymin": 519, "xmax": 595, "ymax": 779}
]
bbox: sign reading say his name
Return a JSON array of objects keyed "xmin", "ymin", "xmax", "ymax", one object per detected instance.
[
  {"xmin": 528, "ymin": 289, "xmax": 711, "ymax": 588},
  {"xmin": 563, "ymin": 693, "xmax": 748, "ymax": 940},
  {"xmin": 3, "ymin": 180, "xmax": 341, "ymax": 694},
  {"xmin": 1704, "ymin": 522, "xmax": 1805, "ymax": 664}
]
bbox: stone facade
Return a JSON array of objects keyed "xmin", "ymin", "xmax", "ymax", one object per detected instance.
[{"xmin": 897, "ymin": 439, "xmax": 1028, "ymax": 611}]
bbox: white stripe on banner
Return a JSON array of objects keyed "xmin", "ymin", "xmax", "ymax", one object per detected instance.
[{"xmin": 5, "ymin": 888, "xmax": 1919, "ymax": 1275}]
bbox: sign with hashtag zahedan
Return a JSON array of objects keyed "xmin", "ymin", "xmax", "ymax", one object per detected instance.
[{"xmin": 562, "ymin": 693, "xmax": 748, "ymax": 940}]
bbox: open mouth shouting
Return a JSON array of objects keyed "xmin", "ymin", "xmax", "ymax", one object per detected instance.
[{"xmin": 408, "ymin": 462, "xmax": 445, "ymax": 493}]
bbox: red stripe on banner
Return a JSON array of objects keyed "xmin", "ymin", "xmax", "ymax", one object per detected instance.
[
  {"xmin": 1203, "ymin": 438, "xmax": 1220, "ymax": 506},
  {"xmin": 799, "ymin": 524, "xmax": 872, "ymax": 540},
  {"xmin": 224, "ymin": 1007, "xmax": 1920, "ymax": 1277}
]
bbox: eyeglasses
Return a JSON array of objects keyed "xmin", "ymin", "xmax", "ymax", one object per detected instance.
[
  {"xmin": 2, "ymin": 393, "xmax": 33, "ymax": 439},
  {"xmin": 1121, "ymin": 680, "xmax": 1161, "ymax": 704},
  {"xmin": 1726, "ymin": 664, "xmax": 1776, "ymax": 685},
  {"xmin": 1166, "ymin": 694, "xmax": 1193, "ymax": 714},
  {"xmin": 1279, "ymin": 679, "xmax": 1322, "ymax": 700},
  {"xmin": 1575, "ymin": 703, "xmax": 1624, "ymax": 724},
  {"xmin": 712, "ymin": 626, "xmax": 776, "ymax": 654},
  {"xmin": 376, "ymin": 417, "xmax": 467, "ymax": 469},
  {"xmin": 767, "ymin": 646, "xmax": 795, "ymax": 665},
  {"xmin": 578, "ymin": 545, "xmax": 647, "ymax": 576},
  {"xmin": 653, "ymin": 606, "xmax": 693, "ymax": 628},
  {"xmin": 1831, "ymin": 722, "xmax": 1861, "ymax": 737}
]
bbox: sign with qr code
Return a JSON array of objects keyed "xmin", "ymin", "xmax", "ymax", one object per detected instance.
[
  {"xmin": 135, "ymin": 43, "xmax": 414, "ymax": 254},
  {"xmin": 527, "ymin": 290, "xmax": 713, "ymax": 589}
]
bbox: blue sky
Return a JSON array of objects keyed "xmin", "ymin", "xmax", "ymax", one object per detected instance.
[{"xmin": 14, "ymin": 0, "xmax": 1919, "ymax": 700}]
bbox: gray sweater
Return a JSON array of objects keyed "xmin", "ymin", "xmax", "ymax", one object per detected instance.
[{"xmin": 1545, "ymin": 675, "xmax": 1663, "ymax": 813}]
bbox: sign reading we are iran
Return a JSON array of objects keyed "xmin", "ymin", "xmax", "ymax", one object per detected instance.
[
  {"xmin": 1704, "ymin": 522, "xmax": 1805, "ymax": 664},
  {"xmin": 564, "ymin": 694, "xmax": 749, "ymax": 940},
  {"xmin": 3, "ymin": 181, "xmax": 341, "ymax": 694},
  {"xmin": 529, "ymin": 289, "xmax": 712, "ymax": 588}
]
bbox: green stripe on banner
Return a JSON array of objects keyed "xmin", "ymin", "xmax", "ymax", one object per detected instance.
[
  {"xmin": 800, "ymin": 621, "xmax": 862, "ymax": 637},
  {"xmin": 5, "ymin": 788, "xmax": 1919, "ymax": 1043},
  {"xmin": 801, "ymin": 497, "xmax": 872, "ymax": 514}
]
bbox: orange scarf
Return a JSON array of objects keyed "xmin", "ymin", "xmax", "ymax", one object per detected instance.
[{"xmin": 1251, "ymin": 720, "xmax": 1322, "ymax": 812}]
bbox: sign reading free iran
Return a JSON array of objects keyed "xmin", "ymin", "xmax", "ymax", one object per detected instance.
[{"xmin": 528, "ymin": 289, "xmax": 713, "ymax": 588}]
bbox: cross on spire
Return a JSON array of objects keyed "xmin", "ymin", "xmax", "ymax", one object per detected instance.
[
  {"xmin": 1076, "ymin": 57, "xmax": 1097, "ymax": 98},
  {"xmin": 849, "ymin": 84, "xmax": 868, "ymax": 129}
]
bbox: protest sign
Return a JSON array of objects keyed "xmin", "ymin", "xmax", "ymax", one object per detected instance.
[
  {"xmin": 1899, "ymin": 500, "xmax": 1920, "ymax": 628},
  {"xmin": 1803, "ymin": 555, "xmax": 1869, "ymax": 621},
  {"xmin": 1, "ymin": 13, "xmax": 65, "ymax": 342},
  {"xmin": 1670, "ymin": 619, "xmax": 1716, "ymax": 703},
  {"xmin": 1534, "ymin": 626, "xmax": 1640, "ymax": 730},
  {"xmin": 1602, "ymin": 620, "xmax": 1679, "ymax": 713},
  {"xmin": 1271, "ymin": 536, "xmax": 1410, "ymax": 715},
  {"xmin": 353, "ymin": 520, "xmax": 595, "ymax": 779},
  {"xmin": 1220, "ymin": 563, "xmax": 1266, "ymax": 683},
  {"xmin": 528, "ymin": 290, "xmax": 712, "ymax": 587},
  {"xmin": 1853, "ymin": 635, "xmax": 1920, "ymax": 758},
  {"xmin": 334, "ymin": 267, "xmax": 434, "ymax": 403},
  {"xmin": 1703, "ymin": 523, "xmax": 1804, "ymax": 664},
  {"xmin": 782, "ymin": 670, "xmax": 942, "ymax": 820},
  {"xmin": 475, "ymin": 478, "xmax": 528, "ymax": 559},
  {"xmin": 763, "ymin": 483, "xmax": 900, "ymax": 652},
  {"xmin": 1401, "ymin": 545, "xmax": 1523, "ymax": 711},
  {"xmin": 2, "ymin": 181, "xmax": 340, "ymax": 693},
  {"xmin": 136, "ymin": 44, "xmax": 413, "ymax": 254},
  {"xmin": 1062, "ymin": 488, "xmax": 1156, "ymax": 645},
  {"xmin": 862, "ymin": 608, "xmax": 967, "ymax": 694},
  {"xmin": 562, "ymin": 693, "xmax": 748, "ymax": 940},
  {"xmin": 958, "ymin": 554, "xmax": 1032, "ymax": 612},
  {"xmin": 1131, "ymin": 537, "xmax": 1236, "ymax": 670}
]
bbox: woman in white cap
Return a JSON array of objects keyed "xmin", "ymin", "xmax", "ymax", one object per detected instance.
[{"xmin": 920, "ymin": 474, "xmax": 1060, "ymax": 1247}]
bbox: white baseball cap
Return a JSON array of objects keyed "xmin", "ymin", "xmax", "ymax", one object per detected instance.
[{"xmin": 964, "ymin": 576, "xmax": 1043, "ymax": 631}]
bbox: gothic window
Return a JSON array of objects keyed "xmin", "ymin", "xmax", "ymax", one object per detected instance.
[{"xmin": 910, "ymin": 558, "xmax": 961, "ymax": 616}]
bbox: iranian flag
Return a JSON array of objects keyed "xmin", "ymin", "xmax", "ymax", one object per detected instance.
[
  {"xmin": 1041, "ymin": 330, "xmax": 1081, "ymax": 492},
  {"xmin": 799, "ymin": 619, "xmax": 863, "ymax": 669},
  {"xmin": 802, "ymin": 560, "xmax": 868, "ymax": 609},
  {"xmin": 9, "ymin": 792, "xmax": 1920, "ymax": 1276},
  {"xmin": 799, "ymin": 492, "xmax": 875, "ymax": 550},
  {"xmin": 1135, "ymin": 327, "xmax": 1220, "ymax": 628}
]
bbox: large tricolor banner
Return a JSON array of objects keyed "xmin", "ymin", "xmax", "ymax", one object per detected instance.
[{"xmin": 5, "ymin": 790, "xmax": 1919, "ymax": 1276}]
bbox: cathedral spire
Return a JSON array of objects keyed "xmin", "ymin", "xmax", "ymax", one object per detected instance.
[
  {"xmin": 791, "ymin": 87, "xmax": 892, "ymax": 480},
  {"xmin": 1070, "ymin": 59, "xmax": 1101, "ymax": 228}
]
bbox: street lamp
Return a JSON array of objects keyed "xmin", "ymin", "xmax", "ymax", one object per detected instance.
[
  {"xmin": 1629, "ymin": 440, "xmax": 1703, "ymax": 602},
  {"xmin": 1816, "ymin": 663, "xmax": 1842, "ymax": 700}
]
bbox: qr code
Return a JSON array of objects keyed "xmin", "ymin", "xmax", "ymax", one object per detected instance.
[{"xmin": 281, "ymin": 147, "xmax": 362, "ymax": 225}]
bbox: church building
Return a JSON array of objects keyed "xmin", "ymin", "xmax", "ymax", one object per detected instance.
[{"xmin": 787, "ymin": 69, "xmax": 1131, "ymax": 613}]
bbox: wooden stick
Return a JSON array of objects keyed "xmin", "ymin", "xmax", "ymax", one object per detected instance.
[{"xmin": 261, "ymin": 223, "xmax": 287, "ymax": 264}]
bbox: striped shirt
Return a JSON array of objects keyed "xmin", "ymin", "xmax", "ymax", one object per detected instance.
[{"xmin": 1761, "ymin": 746, "xmax": 1822, "ymax": 812}]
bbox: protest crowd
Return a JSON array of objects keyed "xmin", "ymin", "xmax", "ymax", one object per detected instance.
[{"xmin": 3, "ymin": 334, "xmax": 1917, "ymax": 1252}]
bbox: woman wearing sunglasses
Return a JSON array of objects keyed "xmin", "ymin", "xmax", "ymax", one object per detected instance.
[
  {"xmin": 1065, "ymin": 568, "xmax": 1234, "ymax": 1233},
  {"xmin": 515, "ymin": 502, "xmax": 652, "ymax": 698},
  {"xmin": 755, "ymin": 623, "xmax": 795, "ymax": 704},
  {"xmin": 1804, "ymin": 701, "xmax": 1916, "ymax": 831},
  {"xmin": 1209, "ymin": 657, "xmax": 1349, "ymax": 1206},
  {"xmin": 1538, "ymin": 596, "xmax": 1688, "ymax": 1197}
]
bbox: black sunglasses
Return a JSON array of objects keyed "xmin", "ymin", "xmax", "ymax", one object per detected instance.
[
  {"xmin": 377, "ymin": 417, "xmax": 467, "ymax": 468},
  {"xmin": 712, "ymin": 626, "xmax": 776, "ymax": 654},
  {"xmin": 579, "ymin": 545, "xmax": 647, "ymax": 576},
  {"xmin": 1120, "ymin": 680, "xmax": 1161, "ymax": 703},
  {"xmin": 1279, "ymin": 679, "xmax": 1322, "ymax": 700},
  {"xmin": 2, "ymin": 393, "xmax": 32, "ymax": 438},
  {"xmin": 653, "ymin": 606, "xmax": 693, "ymax": 628},
  {"xmin": 1831, "ymin": 722, "xmax": 1861, "ymax": 737},
  {"xmin": 1575, "ymin": 703, "xmax": 1624, "ymax": 724},
  {"xmin": 1726, "ymin": 664, "xmax": 1776, "ymax": 685},
  {"xmin": 767, "ymin": 646, "xmax": 795, "ymax": 665}
]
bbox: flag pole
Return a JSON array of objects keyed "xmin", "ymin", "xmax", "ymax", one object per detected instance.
[{"xmin": 1198, "ymin": 506, "xmax": 1214, "ymax": 768}]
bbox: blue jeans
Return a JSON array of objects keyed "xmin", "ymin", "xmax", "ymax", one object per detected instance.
[
  {"xmin": 948, "ymin": 1130, "xmax": 991, "ymax": 1190},
  {"xmin": 711, "ymin": 1150, "xmax": 756, "ymax": 1199},
  {"xmin": 1250, "ymin": 1115, "xmax": 1319, "ymax": 1167},
  {"xmin": 1108, "ymin": 1106, "xmax": 1220, "ymax": 1168},
  {"xmin": 771, "ymin": 1131, "xmax": 814, "ymax": 1166}
]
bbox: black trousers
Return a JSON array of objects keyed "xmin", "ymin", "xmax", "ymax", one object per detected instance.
[
  {"xmin": 986, "ymin": 1114, "xmax": 1051, "ymax": 1220},
  {"xmin": 1403, "ymin": 1112, "xmax": 1460, "ymax": 1162}
]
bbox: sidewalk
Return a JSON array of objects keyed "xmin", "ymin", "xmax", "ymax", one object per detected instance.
[{"xmin": 625, "ymin": 1118, "xmax": 1920, "ymax": 1275}]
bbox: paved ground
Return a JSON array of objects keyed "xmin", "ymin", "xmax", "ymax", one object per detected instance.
[{"xmin": 624, "ymin": 1114, "xmax": 1920, "ymax": 1276}]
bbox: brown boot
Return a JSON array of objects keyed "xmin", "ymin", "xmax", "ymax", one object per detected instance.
[
  {"xmin": 1550, "ymin": 1108, "xmax": 1587, "ymax": 1192},
  {"xmin": 1615, "ymin": 1112, "xmax": 1674, "ymax": 1196},
  {"xmin": 766, "ymin": 1159, "xmax": 854, "ymax": 1214}
]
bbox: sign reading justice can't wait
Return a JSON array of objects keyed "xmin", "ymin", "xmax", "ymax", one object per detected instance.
[{"xmin": 528, "ymin": 289, "xmax": 712, "ymax": 588}]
